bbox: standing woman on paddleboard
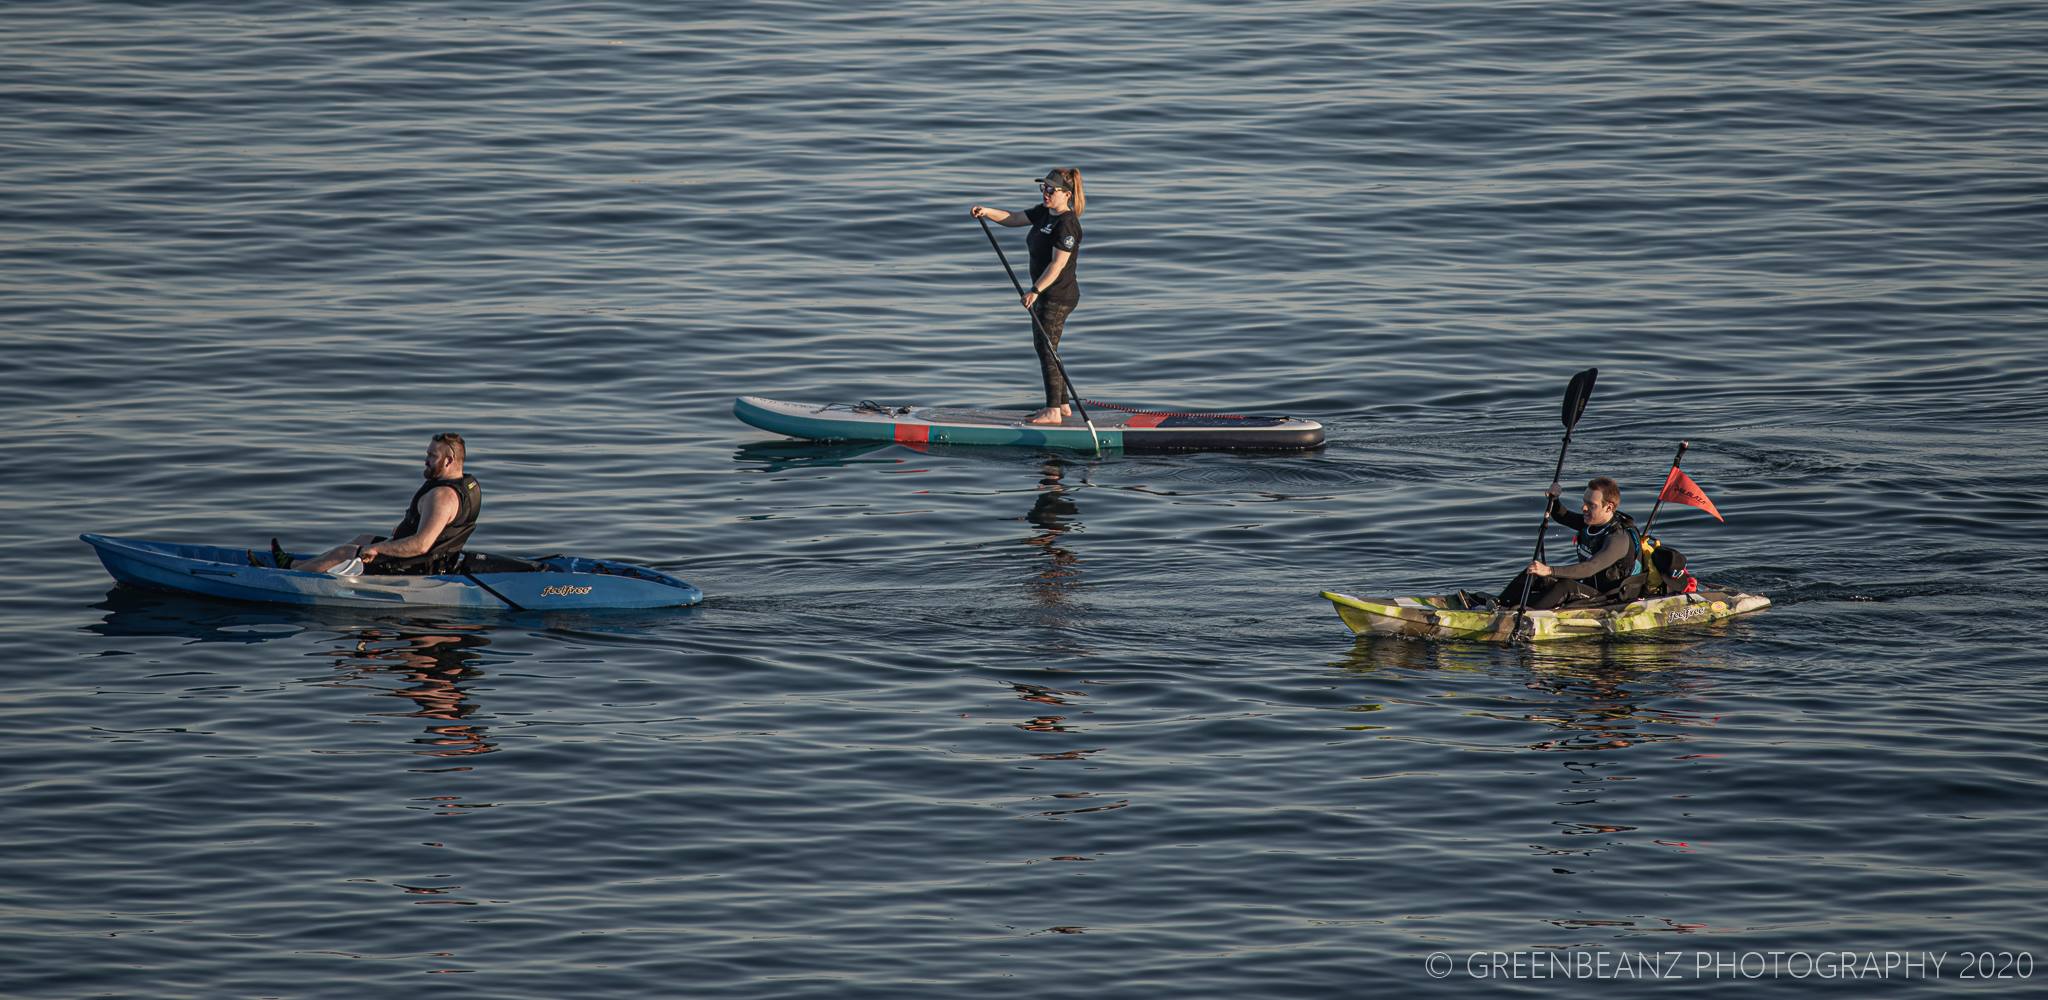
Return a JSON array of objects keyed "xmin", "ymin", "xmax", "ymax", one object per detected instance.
[{"xmin": 970, "ymin": 167, "xmax": 1085, "ymax": 425}]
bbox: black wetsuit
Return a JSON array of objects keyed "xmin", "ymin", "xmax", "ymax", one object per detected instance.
[
  {"xmin": 1498, "ymin": 498, "xmax": 1639, "ymax": 609},
  {"xmin": 366, "ymin": 474, "xmax": 481, "ymax": 575},
  {"xmin": 1024, "ymin": 205, "xmax": 1082, "ymax": 408}
]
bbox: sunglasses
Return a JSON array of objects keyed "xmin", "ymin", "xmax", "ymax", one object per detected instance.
[{"xmin": 1040, "ymin": 183, "xmax": 1067, "ymax": 195}]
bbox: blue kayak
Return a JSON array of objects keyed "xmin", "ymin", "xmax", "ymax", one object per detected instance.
[{"xmin": 82, "ymin": 533, "xmax": 703, "ymax": 611}]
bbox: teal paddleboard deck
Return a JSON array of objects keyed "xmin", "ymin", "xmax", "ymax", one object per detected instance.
[{"xmin": 734, "ymin": 396, "xmax": 1324, "ymax": 452}]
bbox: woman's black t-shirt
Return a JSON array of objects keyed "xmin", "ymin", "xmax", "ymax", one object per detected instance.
[{"xmin": 1025, "ymin": 205, "xmax": 1082, "ymax": 305}]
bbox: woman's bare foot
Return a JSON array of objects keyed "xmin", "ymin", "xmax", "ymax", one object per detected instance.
[
  {"xmin": 1027, "ymin": 407, "xmax": 1064, "ymax": 425},
  {"xmin": 1059, "ymin": 404, "xmax": 1072, "ymax": 418}
]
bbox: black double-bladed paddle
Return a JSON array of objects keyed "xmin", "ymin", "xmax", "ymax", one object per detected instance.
[
  {"xmin": 1510, "ymin": 367, "xmax": 1598, "ymax": 641},
  {"xmin": 976, "ymin": 215, "xmax": 1102, "ymax": 456}
]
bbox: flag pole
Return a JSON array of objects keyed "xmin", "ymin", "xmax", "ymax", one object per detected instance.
[{"xmin": 1634, "ymin": 440, "xmax": 1690, "ymax": 574}]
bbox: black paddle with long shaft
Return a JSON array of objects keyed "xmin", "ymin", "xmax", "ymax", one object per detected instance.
[
  {"xmin": 975, "ymin": 215, "xmax": 1101, "ymax": 455},
  {"xmin": 1633, "ymin": 440, "xmax": 1689, "ymax": 576},
  {"xmin": 1510, "ymin": 367, "xmax": 1598, "ymax": 641}
]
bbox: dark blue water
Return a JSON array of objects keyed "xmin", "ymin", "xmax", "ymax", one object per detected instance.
[{"xmin": 4, "ymin": 2, "xmax": 2045, "ymax": 996}]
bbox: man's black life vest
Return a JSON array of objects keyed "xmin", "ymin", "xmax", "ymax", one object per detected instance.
[
  {"xmin": 1573, "ymin": 509, "xmax": 1640, "ymax": 594},
  {"xmin": 378, "ymin": 474, "xmax": 481, "ymax": 574}
]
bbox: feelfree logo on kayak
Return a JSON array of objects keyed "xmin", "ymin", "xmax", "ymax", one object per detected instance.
[{"xmin": 541, "ymin": 584, "xmax": 594, "ymax": 597}]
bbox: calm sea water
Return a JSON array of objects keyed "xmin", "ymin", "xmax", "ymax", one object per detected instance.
[{"xmin": 4, "ymin": 2, "xmax": 2046, "ymax": 996}]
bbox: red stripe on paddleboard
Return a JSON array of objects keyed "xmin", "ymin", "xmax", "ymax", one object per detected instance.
[
  {"xmin": 894, "ymin": 423, "xmax": 930, "ymax": 444},
  {"xmin": 1124, "ymin": 413, "xmax": 1167, "ymax": 429}
]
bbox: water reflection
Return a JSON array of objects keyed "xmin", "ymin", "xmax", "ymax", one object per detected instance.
[
  {"xmin": 1331, "ymin": 634, "xmax": 1495, "ymax": 675},
  {"xmin": 88, "ymin": 589, "xmax": 499, "ymax": 762},
  {"xmin": 1513, "ymin": 646, "xmax": 1717, "ymax": 754},
  {"xmin": 87, "ymin": 586, "xmax": 320, "ymax": 643},
  {"xmin": 1010, "ymin": 680, "xmax": 1095, "ymax": 742},
  {"xmin": 1333, "ymin": 633, "xmax": 1720, "ymax": 753},
  {"xmin": 730, "ymin": 439, "xmax": 900, "ymax": 472},
  {"xmin": 1332, "ymin": 631, "xmax": 1731, "ymax": 893},
  {"xmin": 335, "ymin": 627, "xmax": 497, "ymax": 761},
  {"xmin": 1019, "ymin": 458, "xmax": 1082, "ymax": 607}
]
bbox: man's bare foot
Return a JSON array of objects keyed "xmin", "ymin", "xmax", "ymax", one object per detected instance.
[{"xmin": 1027, "ymin": 407, "xmax": 1064, "ymax": 425}]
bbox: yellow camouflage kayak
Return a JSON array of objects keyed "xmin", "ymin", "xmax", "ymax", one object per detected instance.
[{"xmin": 1320, "ymin": 587, "xmax": 1770, "ymax": 642}]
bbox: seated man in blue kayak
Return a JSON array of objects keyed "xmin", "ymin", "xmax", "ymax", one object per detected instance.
[
  {"xmin": 1491, "ymin": 476, "xmax": 1639, "ymax": 609},
  {"xmin": 279, "ymin": 432, "xmax": 482, "ymax": 575}
]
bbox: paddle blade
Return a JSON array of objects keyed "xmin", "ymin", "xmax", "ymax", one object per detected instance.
[{"xmin": 1561, "ymin": 367, "xmax": 1598, "ymax": 427}]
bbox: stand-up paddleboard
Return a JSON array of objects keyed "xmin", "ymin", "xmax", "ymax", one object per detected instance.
[{"xmin": 734, "ymin": 396, "xmax": 1324, "ymax": 452}]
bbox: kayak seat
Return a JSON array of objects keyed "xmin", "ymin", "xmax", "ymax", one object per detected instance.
[
  {"xmin": 458, "ymin": 552, "xmax": 549, "ymax": 574},
  {"xmin": 605, "ymin": 563, "xmax": 672, "ymax": 582},
  {"xmin": 1451, "ymin": 590, "xmax": 1499, "ymax": 610},
  {"xmin": 1556, "ymin": 591, "xmax": 1638, "ymax": 611}
]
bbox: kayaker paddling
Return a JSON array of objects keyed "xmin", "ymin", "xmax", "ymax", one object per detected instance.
[
  {"xmin": 970, "ymin": 167, "xmax": 1085, "ymax": 426},
  {"xmin": 285, "ymin": 433, "xmax": 481, "ymax": 575},
  {"xmin": 1493, "ymin": 477, "xmax": 1640, "ymax": 609},
  {"xmin": 1321, "ymin": 372, "xmax": 1768, "ymax": 643}
]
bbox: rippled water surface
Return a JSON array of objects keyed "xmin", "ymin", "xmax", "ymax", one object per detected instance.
[{"xmin": 4, "ymin": 2, "xmax": 2046, "ymax": 996}]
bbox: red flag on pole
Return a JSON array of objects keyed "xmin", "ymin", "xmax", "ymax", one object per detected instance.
[{"xmin": 1659, "ymin": 467, "xmax": 1723, "ymax": 521}]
